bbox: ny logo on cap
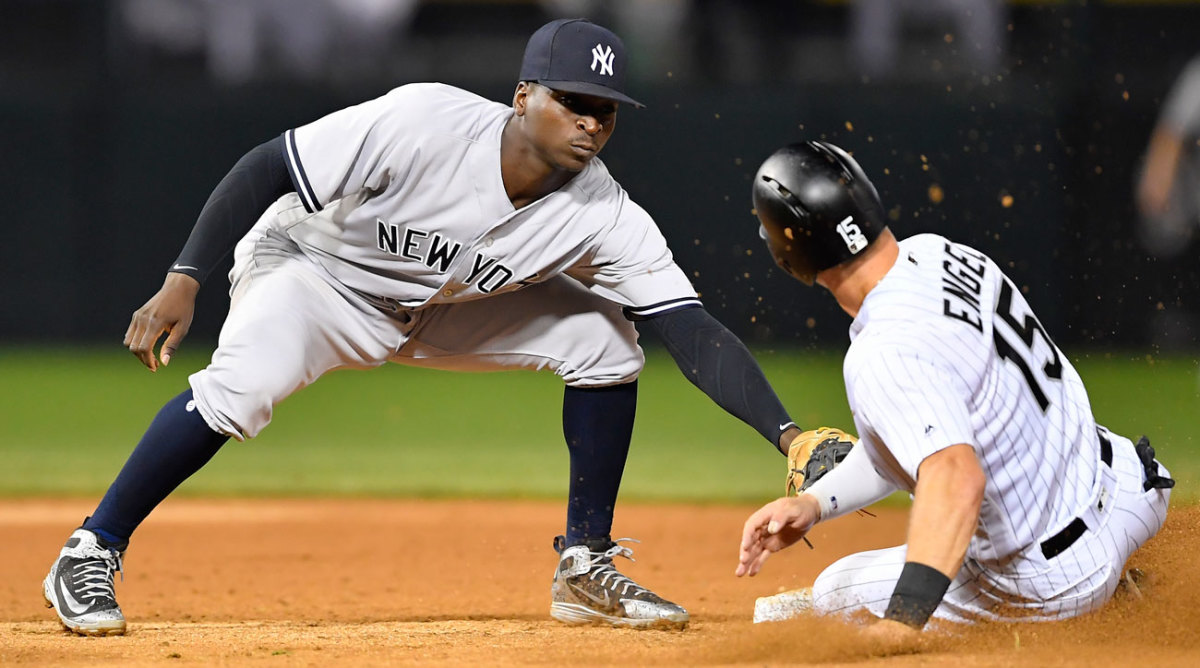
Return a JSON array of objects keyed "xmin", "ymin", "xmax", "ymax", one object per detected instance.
[{"xmin": 591, "ymin": 44, "xmax": 614, "ymax": 76}]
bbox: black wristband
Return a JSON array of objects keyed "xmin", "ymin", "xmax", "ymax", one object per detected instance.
[{"xmin": 884, "ymin": 561, "xmax": 951, "ymax": 629}]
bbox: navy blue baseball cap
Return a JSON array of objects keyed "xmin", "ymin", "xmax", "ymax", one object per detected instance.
[{"xmin": 519, "ymin": 18, "xmax": 644, "ymax": 109}]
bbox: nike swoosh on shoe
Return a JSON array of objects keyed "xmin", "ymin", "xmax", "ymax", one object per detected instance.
[{"xmin": 568, "ymin": 583, "xmax": 611, "ymax": 608}]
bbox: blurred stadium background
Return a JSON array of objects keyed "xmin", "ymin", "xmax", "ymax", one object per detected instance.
[
  {"xmin": 0, "ymin": 0, "xmax": 1196, "ymax": 500},
  {"xmin": 2, "ymin": 0, "xmax": 1199, "ymax": 349}
]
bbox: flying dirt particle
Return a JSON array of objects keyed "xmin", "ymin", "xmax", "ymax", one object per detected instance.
[{"xmin": 928, "ymin": 184, "xmax": 945, "ymax": 203}]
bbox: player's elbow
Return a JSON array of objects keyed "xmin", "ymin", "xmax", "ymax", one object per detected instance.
[
  {"xmin": 954, "ymin": 450, "xmax": 985, "ymax": 512},
  {"xmin": 922, "ymin": 444, "xmax": 986, "ymax": 510},
  {"xmin": 958, "ymin": 457, "xmax": 986, "ymax": 512}
]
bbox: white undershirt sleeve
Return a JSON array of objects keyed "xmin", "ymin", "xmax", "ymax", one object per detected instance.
[{"xmin": 801, "ymin": 440, "xmax": 898, "ymax": 522}]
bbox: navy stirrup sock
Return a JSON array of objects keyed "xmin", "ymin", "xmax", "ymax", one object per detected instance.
[
  {"xmin": 83, "ymin": 388, "xmax": 230, "ymax": 544},
  {"xmin": 562, "ymin": 381, "xmax": 637, "ymax": 546}
]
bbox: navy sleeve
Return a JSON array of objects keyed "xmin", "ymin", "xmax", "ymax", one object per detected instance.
[
  {"xmin": 169, "ymin": 135, "xmax": 294, "ymax": 284},
  {"xmin": 639, "ymin": 306, "xmax": 796, "ymax": 450}
]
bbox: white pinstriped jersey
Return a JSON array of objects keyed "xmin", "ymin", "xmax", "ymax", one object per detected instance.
[
  {"xmin": 843, "ymin": 233, "xmax": 1100, "ymax": 566},
  {"xmin": 278, "ymin": 82, "xmax": 699, "ymax": 317}
]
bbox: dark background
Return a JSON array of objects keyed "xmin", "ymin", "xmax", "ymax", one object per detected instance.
[{"xmin": 1, "ymin": 0, "xmax": 1197, "ymax": 351}]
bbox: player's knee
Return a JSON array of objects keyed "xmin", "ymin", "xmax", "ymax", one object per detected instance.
[
  {"xmin": 810, "ymin": 567, "xmax": 846, "ymax": 615},
  {"xmin": 560, "ymin": 310, "xmax": 645, "ymax": 385},
  {"xmin": 810, "ymin": 556, "xmax": 890, "ymax": 618},
  {"xmin": 559, "ymin": 339, "xmax": 643, "ymax": 386},
  {"xmin": 188, "ymin": 369, "xmax": 285, "ymax": 440}
]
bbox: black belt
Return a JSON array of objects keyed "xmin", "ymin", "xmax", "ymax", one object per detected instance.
[{"xmin": 1039, "ymin": 432, "xmax": 1113, "ymax": 560}]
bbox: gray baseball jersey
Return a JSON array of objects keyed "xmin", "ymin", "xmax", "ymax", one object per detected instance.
[
  {"xmin": 280, "ymin": 82, "xmax": 698, "ymax": 314},
  {"xmin": 1158, "ymin": 54, "xmax": 1200, "ymax": 223},
  {"xmin": 188, "ymin": 83, "xmax": 701, "ymax": 439}
]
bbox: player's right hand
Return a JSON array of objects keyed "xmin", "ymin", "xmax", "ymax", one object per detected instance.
[
  {"xmin": 735, "ymin": 494, "xmax": 820, "ymax": 577},
  {"xmin": 124, "ymin": 272, "xmax": 201, "ymax": 372}
]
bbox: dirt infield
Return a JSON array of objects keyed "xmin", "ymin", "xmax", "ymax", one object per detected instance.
[{"xmin": 2, "ymin": 499, "xmax": 1198, "ymax": 666}]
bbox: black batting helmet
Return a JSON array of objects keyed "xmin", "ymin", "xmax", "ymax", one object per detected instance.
[{"xmin": 752, "ymin": 142, "xmax": 886, "ymax": 285}]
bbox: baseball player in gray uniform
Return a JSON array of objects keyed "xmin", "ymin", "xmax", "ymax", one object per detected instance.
[
  {"xmin": 42, "ymin": 19, "xmax": 810, "ymax": 636},
  {"xmin": 1137, "ymin": 53, "xmax": 1200, "ymax": 254},
  {"xmin": 735, "ymin": 142, "xmax": 1174, "ymax": 643}
]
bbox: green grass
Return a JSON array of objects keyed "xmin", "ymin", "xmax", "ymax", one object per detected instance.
[{"xmin": 0, "ymin": 346, "xmax": 1196, "ymax": 503}]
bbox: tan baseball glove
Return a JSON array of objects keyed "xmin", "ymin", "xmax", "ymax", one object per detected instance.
[{"xmin": 785, "ymin": 427, "xmax": 858, "ymax": 496}]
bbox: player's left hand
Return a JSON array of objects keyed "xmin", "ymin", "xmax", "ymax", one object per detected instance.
[
  {"xmin": 735, "ymin": 494, "xmax": 820, "ymax": 577},
  {"xmin": 860, "ymin": 618, "xmax": 923, "ymax": 655}
]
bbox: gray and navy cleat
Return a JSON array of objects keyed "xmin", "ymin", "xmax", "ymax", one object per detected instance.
[
  {"xmin": 550, "ymin": 535, "xmax": 689, "ymax": 629},
  {"xmin": 43, "ymin": 528, "xmax": 126, "ymax": 636}
]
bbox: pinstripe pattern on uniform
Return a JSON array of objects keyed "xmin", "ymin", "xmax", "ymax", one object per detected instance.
[
  {"xmin": 809, "ymin": 234, "xmax": 1171, "ymax": 625},
  {"xmin": 844, "ymin": 235, "xmax": 1100, "ymax": 561},
  {"xmin": 811, "ymin": 430, "xmax": 1169, "ymax": 624}
]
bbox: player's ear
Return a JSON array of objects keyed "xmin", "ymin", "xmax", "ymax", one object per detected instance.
[{"xmin": 513, "ymin": 82, "xmax": 532, "ymax": 115}]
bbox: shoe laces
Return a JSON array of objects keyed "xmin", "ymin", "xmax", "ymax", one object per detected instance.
[
  {"xmin": 585, "ymin": 538, "xmax": 649, "ymax": 598},
  {"xmin": 72, "ymin": 547, "xmax": 123, "ymax": 603}
]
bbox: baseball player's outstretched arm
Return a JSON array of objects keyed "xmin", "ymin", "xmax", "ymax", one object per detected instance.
[
  {"xmin": 125, "ymin": 135, "xmax": 294, "ymax": 371},
  {"xmin": 640, "ymin": 306, "xmax": 799, "ymax": 453}
]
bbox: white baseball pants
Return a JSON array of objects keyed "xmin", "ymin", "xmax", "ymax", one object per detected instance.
[{"xmin": 811, "ymin": 428, "xmax": 1171, "ymax": 624}]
